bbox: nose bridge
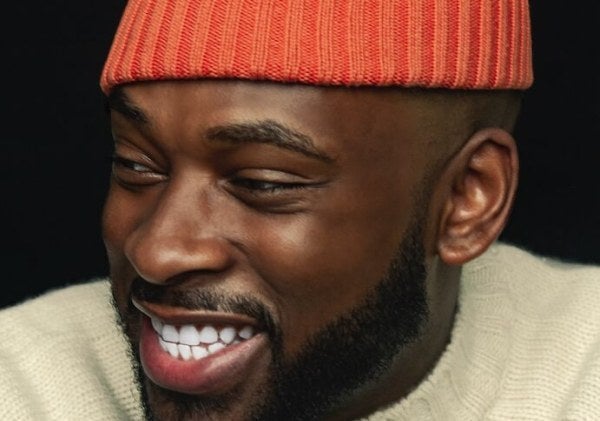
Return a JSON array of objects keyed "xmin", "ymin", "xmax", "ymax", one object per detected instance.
[{"xmin": 125, "ymin": 178, "xmax": 232, "ymax": 284}]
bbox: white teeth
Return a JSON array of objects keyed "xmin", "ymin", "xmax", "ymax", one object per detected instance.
[
  {"xmin": 162, "ymin": 324, "xmax": 179, "ymax": 343},
  {"xmin": 151, "ymin": 318, "xmax": 163, "ymax": 333},
  {"xmin": 179, "ymin": 325, "xmax": 201, "ymax": 346},
  {"xmin": 208, "ymin": 342, "xmax": 226, "ymax": 354},
  {"xmin": 192, "ymin": 345, "xmax": 209, "ymax": 360},
  {"xmin": 219, "ymin": 326, "xmax": 237, "ymax": 344},
  {"xmin": 178, "ymin": 344, "xmax": 192, "ymax": 361},
  {"xmin": 198, "ymin": 326, "xmax": 219, "ymax": 344},
  {"xmin": 153, "ymin": 319, "xmax": 257, "ymax": 360},
  {"xmin": 239, "ymin": 326, "xmax": 254, "ymax": 340},
  {"xmin": 158, "ymin": 337, "xmax": 168, "ymax": 352},
  {"xmin": 165, "ymin": 341, "xmax": 179, "ymax": 358}
]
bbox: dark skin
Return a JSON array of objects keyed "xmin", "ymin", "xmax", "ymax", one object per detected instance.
[{"xmin": 103, "ymin": 80, "xmax": 519, "ymax": 420}]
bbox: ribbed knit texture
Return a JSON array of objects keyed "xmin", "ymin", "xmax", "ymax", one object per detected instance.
[
  {"xmin": 2, "ymin": 245, "xmax": 599, "ymax": 420},
  {"xmin": 100, "ymin": 0, "xmax": 534, "ymax": 93}
]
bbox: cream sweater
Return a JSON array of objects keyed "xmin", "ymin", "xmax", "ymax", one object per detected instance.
[{"xmin": 1, "ymin": 244, "xmax": 599, "ymax": 420}]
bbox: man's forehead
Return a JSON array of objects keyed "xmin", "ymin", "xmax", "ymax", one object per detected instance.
[
  {"xmin": 112, "ymin": 80, "xmax": 439, "ymax": 146},
  {"xmin": 116, "ymin": 80, "xmax": 442, "ymax": 122}
]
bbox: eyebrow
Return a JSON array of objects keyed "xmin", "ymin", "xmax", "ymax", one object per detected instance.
[
  {"xmin": 106, "ymin": 88, "xmax": 150, "ymax": 124},
  {"xmin": 106, "ymin": 89, "xmax": 332, "ymax": 162},
  {"xmin": 206, "ymin": 120, "xmax": 334, "ymax": 162}
]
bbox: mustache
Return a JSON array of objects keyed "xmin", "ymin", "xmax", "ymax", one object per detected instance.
[{"xmin": 130, "ymin": 277, "xmax": 279, "ymax": 338}]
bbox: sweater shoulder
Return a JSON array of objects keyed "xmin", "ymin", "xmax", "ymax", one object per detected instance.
[
  {"xmin": 0, "ymin": 280, "xmax": 125, "ymax": 357},
  {"xmin": 463, "ymin": 243, "xmax": 600, "ymax": 317},
  {"xmin": 467, "ymin": 243, "xmax": 600, "ymax": 279},
  {"xmin": 0, "ymin": 280, "xmax": 115, "ymax": 334},
  {"xmin": 460, "ymin": 244, "xmax": 600, "ymax": 418},
  {"xmin": 0, "ymin": 281, "xmax": 143, "ymax": 420}
]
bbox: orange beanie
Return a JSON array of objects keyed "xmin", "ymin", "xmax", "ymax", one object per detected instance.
[{"xmin": 101, "ymin": 0, "xmax": 533, "ymax": 93}]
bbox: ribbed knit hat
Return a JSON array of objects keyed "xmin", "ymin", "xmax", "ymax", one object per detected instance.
[{"xmin": 100, "ymin": 0, "xmax": 533, "ymax": 93}]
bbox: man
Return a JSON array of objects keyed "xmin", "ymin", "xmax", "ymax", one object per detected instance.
[{"xmin": 1, "ymin": 1, "xmax": 599, "ymax": 420}]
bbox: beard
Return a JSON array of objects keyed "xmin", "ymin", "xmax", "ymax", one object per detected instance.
[{"xmin": 113, "ymin": 218, "xmax": 428, "ymax": 421}]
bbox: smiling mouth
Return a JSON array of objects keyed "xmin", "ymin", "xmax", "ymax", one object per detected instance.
[
  {"xmin": 134, "ymin": 297, "xmax": 270, "ymax": 395},
  {"xmin": 151, "ymin": 318, "xmax": 256, "ymax": 361}
]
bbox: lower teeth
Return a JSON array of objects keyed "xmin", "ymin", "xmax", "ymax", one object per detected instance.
[{"xmin": 158, "ymin": 337, "xmax": 240, "ymax": 360}]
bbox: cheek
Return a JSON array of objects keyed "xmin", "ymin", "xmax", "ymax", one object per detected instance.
[
  {"xmin": 102, "ymin": 186, "xmax": 145, "ymax": 309},
  {"xmin": 103, "ymin": 187, "xmax": 132, "ymax": 263},
  {"xmin": 250, "ymin": 201, "xmax": 409, "ymax": 355},
  {"xmin": 102, "ymin": 182, "xmax": 160, "ymax": 256}
]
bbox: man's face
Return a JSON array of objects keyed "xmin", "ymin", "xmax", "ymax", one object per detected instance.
[{"xmin": 104, "ymin": 81, "xmax": 438, "ymax": 420}]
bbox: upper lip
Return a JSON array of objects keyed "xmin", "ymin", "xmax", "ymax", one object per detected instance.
[{"xmin": 132, "ymin": 297, "xmax": 261, "ymax": 329}]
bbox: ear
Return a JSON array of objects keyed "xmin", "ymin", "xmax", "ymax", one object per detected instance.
[{"xmin": 435, "ymin": 128, "xmax": 519, "ymax": 265}]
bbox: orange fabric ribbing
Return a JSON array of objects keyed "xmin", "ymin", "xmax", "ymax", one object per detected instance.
[{"xmin": 100, "ymin": 0, "xmax": 533, "ymax": 93}]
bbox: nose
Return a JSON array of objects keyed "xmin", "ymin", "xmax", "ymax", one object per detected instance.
[{"xmin": 124, "ymin": 184, "xmax": 234, "ymax": 285}]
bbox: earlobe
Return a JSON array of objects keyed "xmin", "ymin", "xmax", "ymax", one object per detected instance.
[{"xmin": 436, "ymin": 128, "xmax": 519, "ymax": 265}]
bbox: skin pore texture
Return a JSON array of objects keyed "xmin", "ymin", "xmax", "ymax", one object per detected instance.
[{"xmin": 103, "ymin": 80, "xmax": 520, "ymax": 420}]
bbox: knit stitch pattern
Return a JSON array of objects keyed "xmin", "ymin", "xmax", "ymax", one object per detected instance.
[
  {"xmin": 0, "ymin": 281, "xmax": 144, "ymax": 420},
  {"xmin": 100, "ymin": 0, "xmax": 534, "ymax": 93}
]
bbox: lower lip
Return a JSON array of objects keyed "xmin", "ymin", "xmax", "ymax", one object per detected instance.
[{"xmin": 139, "ymin": 316, "xmax": 269, "ymax": 395}]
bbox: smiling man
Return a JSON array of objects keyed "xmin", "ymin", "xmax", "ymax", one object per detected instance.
[{"xmin": 2, "ymin": 1, "xmax": 600, "ymax": 420}]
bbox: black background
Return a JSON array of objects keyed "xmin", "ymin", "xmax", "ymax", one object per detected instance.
[{"xmin": 2, "ymin": 2, "xmax": 599, "ymax": 308}]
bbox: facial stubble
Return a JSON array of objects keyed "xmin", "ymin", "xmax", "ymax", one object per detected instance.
[{"xmin": 113, "ymin": 218, "xmax": 428, "ymax": 421}]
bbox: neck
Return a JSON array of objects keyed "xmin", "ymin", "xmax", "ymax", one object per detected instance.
[{"xmin": 324, "ymin": 258, "xmax": 461, "ymax": 420}]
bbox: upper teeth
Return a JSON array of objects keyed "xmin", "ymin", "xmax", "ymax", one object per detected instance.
[{"xmin": 150, "ymin": 317, "xmax": 255, "ymax": 361}]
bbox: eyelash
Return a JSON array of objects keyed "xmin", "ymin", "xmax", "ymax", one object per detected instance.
[
  {"xmin": 112, "ymin": 155, "xmax": 310, "ymax": 196},
  {"xmin": 230, "ymin": 177, "xmax": 308, "ymax": 194},
  {"xmin": 112, "ymin": 156, "xmax": 153, "ymax": 173}
]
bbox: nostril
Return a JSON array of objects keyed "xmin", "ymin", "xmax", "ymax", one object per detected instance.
[{"xmin": 125, "ymin": 232, "xmax": 234, "ymax": 285}]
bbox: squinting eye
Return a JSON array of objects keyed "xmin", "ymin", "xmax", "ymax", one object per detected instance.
[
  {"xmin": 111, "ymin": 154, "xmax": 166, "ymax": 188},
  {"xmin": 112, "ymin": 156, "xmax": 153, "ymax": 173},
  {"xmin": 232, "ymin": 178, "xmax": 305, "ymax": 192},
  {"xmin": 226, "ymin": 171, "xmax": 323, "ymax": 212}
]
